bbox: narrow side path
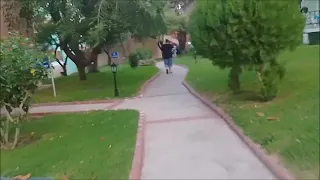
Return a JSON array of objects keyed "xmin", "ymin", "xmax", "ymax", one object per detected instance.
[
  {"xmin": 0, "ymin": 101, "xmax": 121, "ymax": 116},
  {"xmin": 113, "ymin": 63, "xmax": 276, "ymax": 179}
]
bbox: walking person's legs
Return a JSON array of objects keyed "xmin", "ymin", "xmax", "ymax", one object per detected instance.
[
  {"xmin": 164, "ymin": 59, "xmax": 169, "ymax": 74},
  {"xmin": 168, "ymin": 58, "xmax": 173, "ymax": 73}
]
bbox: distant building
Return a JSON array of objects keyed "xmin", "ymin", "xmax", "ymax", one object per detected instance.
[
  {"xmin": 0, "ymin": 1, "xmax": 31, "ymax": 38},
  {"xmin": 301, "ymin": 0, "xmax": 320, "ymax": 44}
]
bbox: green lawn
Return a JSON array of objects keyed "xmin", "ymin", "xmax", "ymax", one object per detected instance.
[
  {"xmin": 177, "ymin": 45, "xmax": 319, "ymax": 179},
  {"xmin": 1, "ymin": 110, "xmax": 139, "ymax": 179},
  {"xmin": 33, "ymin": 65, "xmax": 158, "ymax": 103}
]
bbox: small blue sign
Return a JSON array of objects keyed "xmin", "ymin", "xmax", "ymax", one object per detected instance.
[
  {"xmin": 111, "ymin": 52, "xmax": 119, "ymax": 58},
  {"xmin": 43, "ymin": 56, "xmax": 50, "ymax": 69},
  {"xmin": 43, "ymin": 61, "xmax": 50, "ymax": 69}
]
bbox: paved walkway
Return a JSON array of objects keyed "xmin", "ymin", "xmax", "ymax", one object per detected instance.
[
  {"xmin": 25, "ymin": 63, "xmax": 276, "ymax": 179},
  {"xmin": 114, "ymin": 63, "xmax": 275, "ymax": 179}
]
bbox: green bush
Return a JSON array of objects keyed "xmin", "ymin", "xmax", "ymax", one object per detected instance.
[
  {"xmin": 0, "ymin": 32, "xmax": 48, "ymax": 149},
  {"xmin": 139, "ymin": 59, "xmax": 156, "ymax": 66},
  {"xmin": 136, "ymin": 48, "xmax": 152, "ymax": 60},
  {"xmin": 129, "ymin": 53, "xmax": 139, "ymax": 68},
  {"xmin": 259, "ymin": 62, "xmax": 287, "ymax": 101},
  {"xmin": 189, "ymin": 0, "xmax": 305, "ymax": 101}
]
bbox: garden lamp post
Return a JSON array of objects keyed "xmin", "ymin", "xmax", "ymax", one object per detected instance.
[{"xmin": 111, "ymin": 63, "xmax": 119, "ymax": 97}]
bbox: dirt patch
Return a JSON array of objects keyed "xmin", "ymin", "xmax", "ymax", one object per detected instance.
[{"xmin": 1, "ymin": 134, "xmax": 40, "ymax": 150}]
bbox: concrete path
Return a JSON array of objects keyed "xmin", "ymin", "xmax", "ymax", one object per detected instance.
[
  {"xmin": 11, "ymin": 62, "xmax": 276, "ymax": 179},
  {"xmin": 113, "ymin": 63, "xmax": 276, "ymax": 179}
]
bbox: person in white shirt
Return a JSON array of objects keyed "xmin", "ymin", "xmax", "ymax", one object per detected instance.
[{"xmin": 172, "ymin": 45, "xmax": 177, "ymax": 59}]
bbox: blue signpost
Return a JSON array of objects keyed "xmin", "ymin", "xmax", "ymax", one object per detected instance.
[
  {"xmin": 42, "ymin": 57, "xmax": 56, "ymax": 97},
  {"xmin": 111, "ymin": 52, "xmax": 119, "ymax": 59},
  {"xmin": 43, "ymin": 61, "xmax": 50, "ymax": 69},
  {"xmin": 43, "ymin": 56, "xmax": 51, "ymax": 69},
  {"xmin": 110, "ymin": 52, "xmax": 119, "ymax": 97}
]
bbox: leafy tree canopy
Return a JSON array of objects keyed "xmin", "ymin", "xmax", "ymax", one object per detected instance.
[
  {"xmin": 189, "ymin": 0, "xmax": 305, "ymax": 100},
  {"xmin": 14, "ymin": 0, "xmax": 168, "ymax": 80}
]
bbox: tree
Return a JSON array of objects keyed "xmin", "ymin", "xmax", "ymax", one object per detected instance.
[
  {"xmin": 189, "ymin": 0, "xmax": 305, "ymax": 101},
  {"xmin": 164, "ymin": 7, "xmax": 188, "ymax": 51},
  {"xmin": 0, "ymin": 32, "xmax": 48, "ymax": 149},
  {"xmin": 89, "ymin": 0, "xmax": 167, "ymax": 66},
  {"xmin": 165, "ymin": 0, "xmax": 195, "ymax": 52},
  {"xmin": 16, "ymin": 0, "xmax": 167, "ymax": 80}
]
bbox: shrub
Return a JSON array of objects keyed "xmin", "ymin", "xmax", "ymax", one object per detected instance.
[
  {"xmin": 139, "ymin": 59, "xmax": 156, "ymax": 66},
  {"xmin": 189, "ymin": 0, "xmax": 305, "ymax": 100},
  {"xmin": 129, "ymin": 53, "xmax": 139, "ymax": 68},
  {"xmin": 0, "ymin": 32, "xmax": 48, "ymax": 149},
  {"xmin": 136, "ymin": 48, "xmax": 152, "ymax": 60}
]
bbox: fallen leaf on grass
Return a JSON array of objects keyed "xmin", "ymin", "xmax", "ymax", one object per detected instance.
[
  {"xmin": 62, "ymin": 175, "xmax": 69, "ymax": 180},
  {"xmin": 14, "ymin": 173, "xmax": 31, "ymax": 180},
  {"xmin": 256, "ymin": 112, "xmax": 264, "ymax": 117},
  {"xmin": 62, "ymin": 172, "xmax": 73, "ymax": 180},
  {"xmin": 267, "ymin": 117, "xmax": 279, "ymax": 121},
  {"xmin": 100, "ymin": 137, "xmax": 105, "ymax": 141}
]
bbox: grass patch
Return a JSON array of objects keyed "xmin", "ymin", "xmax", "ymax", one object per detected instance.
[
  {"xmin": 177, "ymin": 45, "xmax": 319, "ymax": 179},
  {"xmin": 33, "ymin": 65, "xmax": 158, "ymax": 103},
  {"xmin": 1, "ymin": 110, "xmax": 139, "ymax": 179}
]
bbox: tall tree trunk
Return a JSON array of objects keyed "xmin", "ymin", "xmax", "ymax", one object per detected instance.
[
  {"xmin": 11, "ymin": 126, "xmax": 20, "ymax": 149},
  {"xmin": 178, "ymin": 31, "xmax": 187, "ymax": 53},
  {"xmin": 103, "ymin": 48, "xmax": 112, "ymax": 65},
  {"xmin": 88, "ymin": 59, "xmax": 99, "ymax": 73},
  {"xmin": 107, "ymin": 54, "xmax": 112, "ymax": 65},
  {"xmin": 87, "ymin": 53, "xmax": 99, "ymax": 73},
  {"xmin": 120, "ymin": 42, "xmax": 127, "ymax": 58},
  {"xmin": 228, "ymin": 65, "xmax": 242, "ymax": 92},
  {"xmin": 62, "ymin": 63, "xmax": 68, "ymax": 76},
  {"xmin": 56, "ymin": 58, "xmax": 68, "ymax": 76},
  {"xmin": 77, "ymin": 64, "xmax": 87, "ymax": 80}
]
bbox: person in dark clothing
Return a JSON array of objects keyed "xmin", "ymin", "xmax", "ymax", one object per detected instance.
[{"xmin": 158, "ymin": 39, "xmax": 174, "ymax": 74}]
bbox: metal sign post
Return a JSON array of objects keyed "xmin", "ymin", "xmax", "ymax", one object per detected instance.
[
  {"xmin": 44, "ymin": 58, "xmax": 56, "ymax": 97},
  {"xmin": 111, "ymin": 52, "xmax": 120, "ymax": 96},
  {"xmin": 50, "ymin": 65, "xmax": 57, "ymax": 97}
]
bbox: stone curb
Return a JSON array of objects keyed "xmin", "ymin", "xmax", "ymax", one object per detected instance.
[
  {"xmin": 28, "ymin": 110, "xmax": 104, "ymax": 116},
  {"xmin": 28, "ymin": 100, "xmax": 124, "ymax": 116},
  {"xmin": 129, "ymin": 111, "xmax": 146, "ymax": 180},
  {"xmin": 32, "ymin": 70, "xmax": 161, "ymax": 107},
  {"xmin": 181, "ymin": 79, "xmax": 295, "ymax": 180},
  {"xmin": 32, "ymin": 99, "xmax": 118, "ymax": 107}
]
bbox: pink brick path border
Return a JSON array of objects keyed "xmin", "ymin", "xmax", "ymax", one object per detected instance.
[{"xmin": 129, "ymin": 112, "xmax": 146, "ymax": 180}]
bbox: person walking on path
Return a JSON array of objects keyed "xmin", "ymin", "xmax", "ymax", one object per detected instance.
[{"xmin": 158, "ymin": 39, "xmax": 174, "ymax": 74}]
